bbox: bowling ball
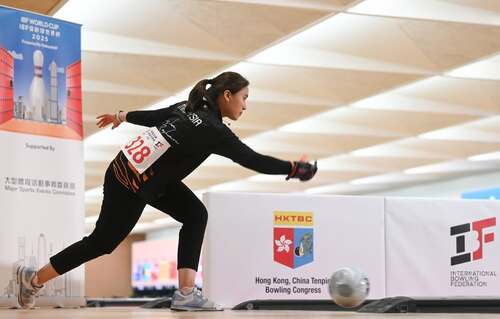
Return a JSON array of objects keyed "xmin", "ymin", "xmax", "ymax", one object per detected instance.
[{"xmin": 328, "ymin": 267, "xmax": 370, "ymax": 308}]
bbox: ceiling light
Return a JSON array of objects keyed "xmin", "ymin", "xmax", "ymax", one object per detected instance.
[
  {"xmin": 247, "ymin": 175, "xmax": 284, "ymax": 182},
  {"xmin": 132, "ymin": 223, "xmax": 153, "ymax": 232},
  {"xmin": 348, "ymin": 0, "xmax": 500, "ymax": 26},
  {"xmin": 350, "ymin": 174, "xmax": 394, "ymax": 185},
  {"xmin": 468, "ymin": 151, "xmax": 500, "ymax": 162},
  {"xmin": 153, "ymin": 218, "xmax": 179, "ymax": 226},
  {"xmin": 85, "ymin": 215, "xmax": 98, "ymax": 224},
  {"xmin": 85, "ymin": 186, "xmax": 103, "ymax": 197},
  {"xmin": 446, "ymin": 54, "xmax": 500, "ymax": 81},
  {"xmin": 304, "ymin": 184, "xmax": 339, "ymax": 194}
]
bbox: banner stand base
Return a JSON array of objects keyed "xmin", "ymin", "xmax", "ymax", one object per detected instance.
[{"xmin": 86, "ymin": 298, "xmax": 156, "ymax": 307}]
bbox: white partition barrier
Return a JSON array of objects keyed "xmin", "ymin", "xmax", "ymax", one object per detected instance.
[
  {"xmin": 385, "ymin": 198, "xmax": 500, "ymax": 298},
  {"xmin": 202, "ymin": 192, "xmax": 386, "ymax": 308}
]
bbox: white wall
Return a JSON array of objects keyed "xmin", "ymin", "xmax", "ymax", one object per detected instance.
[{"xmin": 146, "ymin": 226, "xmax": 180, "ymax": 241}]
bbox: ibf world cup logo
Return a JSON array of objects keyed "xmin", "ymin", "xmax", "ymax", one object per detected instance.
[
  {"xmin": 273, "ymin": 211, "xmax": 313, "ymax": 269},
  {"xmin": 450, "ymin": 217, "xmax": 496, "ymax": 266}
]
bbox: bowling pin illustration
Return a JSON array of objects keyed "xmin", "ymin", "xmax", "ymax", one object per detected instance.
[
  {"xmin": 49, "ymin": 61, "xmax": 59, "ymax": 122},
  {"xmin": 28, "ymin": 50, "xmax": 48, "ymax": 122}
]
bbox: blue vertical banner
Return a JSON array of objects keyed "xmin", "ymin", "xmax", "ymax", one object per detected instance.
[
  {"xmin": 0, "ymin": 6, "xmax": 85, "ymax": 308},
  {"xmin": 0, "ymin": 5, "xmax": 82, "ymax": 139}
]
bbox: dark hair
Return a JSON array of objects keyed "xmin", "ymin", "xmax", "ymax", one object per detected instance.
[{"xmin": 186, "ymin": 71, "xmax": 249, "ymax": 112}]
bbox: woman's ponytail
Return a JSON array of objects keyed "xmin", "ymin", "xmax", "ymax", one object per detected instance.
[{"xmin": 186, "ymin": 78, "xmax": 211, "ymax": 112}]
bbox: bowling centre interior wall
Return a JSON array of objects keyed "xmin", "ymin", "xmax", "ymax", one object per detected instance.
[
  {"xmin": 0, "ymin": 6, "xmax": 85, "ymax": 307},
  {"xmin": 131, "ymin": 237, "xmax": 204, "ymax": 293},
  {"xmin": 202, "ymin": 192, "xmax": 500, "ymax": 308},
  {"xmin": 85, "ymin": 234, "xmax": 145, "ymax": 298}
]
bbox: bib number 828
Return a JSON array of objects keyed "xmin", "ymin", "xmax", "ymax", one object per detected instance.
[{"xmin": 124, "ymin": 136, "xmax": 151, "ymax": 164}]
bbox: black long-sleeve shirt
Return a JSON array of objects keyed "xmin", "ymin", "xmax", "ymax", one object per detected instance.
[{"xmin": 110, "ymin": 101, "xmax": 291, "ymax": 200}]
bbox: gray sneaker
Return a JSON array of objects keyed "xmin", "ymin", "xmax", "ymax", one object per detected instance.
[
  {"xmin": 15, "ymin": 265, "xmax": 43, "ymax": 309},
  {"xmin": 171, "ymin": 288, "xmax": 223, "ymax": 311}
]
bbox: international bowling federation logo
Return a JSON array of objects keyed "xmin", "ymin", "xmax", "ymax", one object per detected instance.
[
  {"xmin": 273, "ymin": 211, "xmax": 313, "ymax": 269},
  {"xmin": 450, "ymin": 217, "xmax": 496, "ymax": 266}
]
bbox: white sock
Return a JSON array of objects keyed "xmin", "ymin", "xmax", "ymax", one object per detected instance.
[
  {"xmin": 180, "ymin": 287, "xmax": 194, "ymax": 296},
  {"xmin": 30, "ymin": 275, "xmax": 43, "ymax": 289}
]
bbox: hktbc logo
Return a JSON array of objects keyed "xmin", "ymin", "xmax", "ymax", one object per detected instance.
[
  {"xmin": 273, "ymin": 211, "xmax": 313, "ymax": 269},
  {"xmin": 450, "ymin": 217, "xmax": 496, "ymax": 266}
]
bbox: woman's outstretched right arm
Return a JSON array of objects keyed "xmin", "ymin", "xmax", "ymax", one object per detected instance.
[
  {"xmin": 212, "ymin": 125, "xmax": 317, "ymax": 181},
  {"xmin": 96, "ymin": 102, "xmax": 185, "ymax": 129}
]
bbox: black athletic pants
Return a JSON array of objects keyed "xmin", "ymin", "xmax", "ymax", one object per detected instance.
[{"xmin": 49, "ymin": 166, "xmax": 207, "ymax": 275}]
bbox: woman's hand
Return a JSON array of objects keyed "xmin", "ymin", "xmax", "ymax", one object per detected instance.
[
  {"xmin": 286, "ymin": 155, "xmax": 318, "ymax": 181},
  {"xmin": 96, "ymin": 112, "xmax": 122, "ymax": 129},
  {"xmin": 286, "ymin": 160, "xmax": 318, "ymax": 181}
]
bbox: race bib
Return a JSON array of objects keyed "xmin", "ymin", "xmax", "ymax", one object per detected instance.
[{"xmin": 121, "ymin": 127, "xmax": 170, "ymax": 174}]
